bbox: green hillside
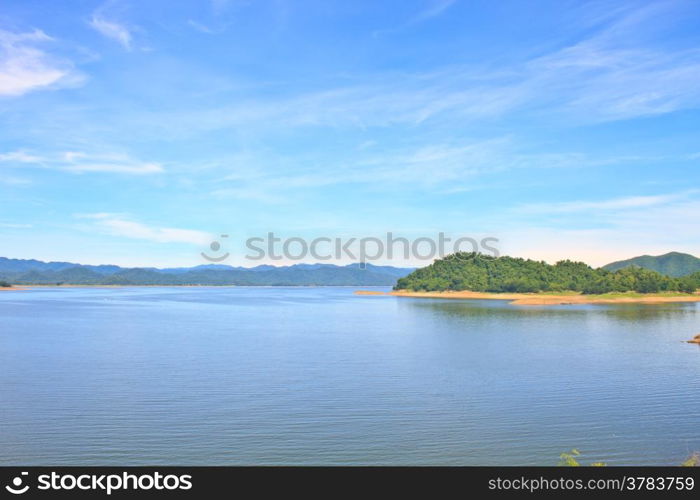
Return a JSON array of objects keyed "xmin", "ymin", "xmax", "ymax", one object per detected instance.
[
  {"xmin": 395, "ymin": 253, "xmax": 700, "ymax": 294},
  {"xmin": 603, "ymin": 252, "xmax": 700, "ymax": 277}
]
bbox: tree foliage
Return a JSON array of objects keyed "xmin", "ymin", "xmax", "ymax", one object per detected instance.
[{"xmin": 395, "ymin": 253, "xmax": 700, "ymax": 294}]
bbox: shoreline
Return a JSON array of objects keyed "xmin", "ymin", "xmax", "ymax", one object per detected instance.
[{"xmin": 356, "ymin": 290, "xmax": 700, "ymax": 306}]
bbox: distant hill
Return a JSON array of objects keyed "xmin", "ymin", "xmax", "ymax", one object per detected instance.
[
  {"xmin": 0, "ymin": 256, "xmax": 122, "ymax": 274},
  {"xmin": 602, "ymin": 252, "xmax": 700, "ymax": 277},
  {"xmin": 0, "ymin": 257, "xmax": 414, "ymax": 286}
]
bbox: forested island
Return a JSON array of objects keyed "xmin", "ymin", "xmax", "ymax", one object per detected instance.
[{"xmin": 395, "ymin": 253, "xmax": 700, "ymax": 294}]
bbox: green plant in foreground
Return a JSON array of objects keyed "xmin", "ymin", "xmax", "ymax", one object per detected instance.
[
  {"xmin": 558, "ymin": 449, "xmax": 606, "ymax": 466},
  {"xmin": 559, "ymin": 449, "xmax": 699, "ymax": 466}
]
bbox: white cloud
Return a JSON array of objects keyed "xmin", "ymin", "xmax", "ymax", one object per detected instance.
[
  {"xmin": 64, "ymin": 161, "xmax": 163, "ymax": 175},
  {"xmin": 209, "ymin": 139, "xmax": 511, "ymax": 202},
  {"xmin": 82, "ymin": 213, "xmax": 211, "ymax": 245},
  {"xmin": 0, "ymin": 150, "xmax": 164, "ymax": 175},
  {"xmin": 77, "ymin": 212, "xmax": 127, "ymax": 220},
  {"xmin": 187, "ymin": 20, "xmax": 218, "ymax": 35},
  {"xmin": 89, "ymin": 14, "xmax": 133, "ymax": 50},
  {"xmin": 0, "ymin": 28, "xmax": 81, "ymax": 96},
  {"xmin": 0, "ymin": 222, "xmax": 32, "ymax": 228},
  {"xmin": 208, "ymin": 139, "xmax": 678, "ymax": 204},
  {"xmin": 414, "ymin": 0, "xmax": 457, "ymax": 23},
  {"xmin": 519, "ymin": 192, "xmax": 698, "ymax": 214},
  {"xmin": 211, "ymin": 0, "xmax": 231, "ymax": 14},
  {"xmin": 374, "ymin": 0, "xmax": 457, "ymax": 36},
  {"xmin": 0, "ymin": 174, "xmax": 31, "ymax": 185},
  {"xmin": 0, "ymin": 150, "xmax": 43, "ymax": 163},
  {"xmin": 153, "ymin": 2, "xmax": 700, "ymax": 135}
]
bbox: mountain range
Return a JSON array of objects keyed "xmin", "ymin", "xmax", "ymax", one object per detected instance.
[
  {"xmin": 0, "ymin": 257, "xmax": 414, "ymax": 286},
  {"xmin": 2, "ymin": 251, "xmax": 698, "ymax": 287}
]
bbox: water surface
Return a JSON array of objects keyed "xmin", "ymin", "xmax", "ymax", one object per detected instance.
[{"xmin": 1, "ymin": 286, "xmax": 698, "ymax": 465}]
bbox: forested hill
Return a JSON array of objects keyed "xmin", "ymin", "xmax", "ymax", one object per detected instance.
[
  {"xmin": 602, "ymin": 252, "xmax": 700, "ymax": 277},
  {"xmin": 395, "ymin": 253, "xmax": 700, "ymax": 294}
]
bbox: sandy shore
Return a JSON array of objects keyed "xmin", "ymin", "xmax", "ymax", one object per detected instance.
[{"xmin": 355, "ymin": 290, "xmax": 700, "ymax": 306}]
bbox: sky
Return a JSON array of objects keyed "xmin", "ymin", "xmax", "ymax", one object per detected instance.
[{"xmin": 1, "ymin": 0, "xmax": 700, "ymax": 268}]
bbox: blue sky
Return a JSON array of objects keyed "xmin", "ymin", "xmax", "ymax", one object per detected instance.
[{"xmin": 1, "ymin": 0, "xmax": 700, "ymax": 267}]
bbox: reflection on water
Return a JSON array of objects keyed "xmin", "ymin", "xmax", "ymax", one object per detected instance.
[
  {"xmin": 402, "ymin": 297, "xmax": 699, "ymax": 322},
  {"xmin": 0, "ymin": 287, "xmax": 698, "ymax": 465}
]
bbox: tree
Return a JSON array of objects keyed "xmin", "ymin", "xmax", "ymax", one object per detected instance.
[{"xmin": 395, "ymin": 252, "xmax": 691, "ymax": 294}]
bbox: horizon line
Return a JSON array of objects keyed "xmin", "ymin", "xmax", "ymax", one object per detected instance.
[{"xmin": 1, "ymin": 250, "xmax": 696, "ymax": 272}]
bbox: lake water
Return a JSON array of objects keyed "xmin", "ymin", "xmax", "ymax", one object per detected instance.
[{"xmin": 1, "ymin": 286, "xmax": 698, "ymax": 465}]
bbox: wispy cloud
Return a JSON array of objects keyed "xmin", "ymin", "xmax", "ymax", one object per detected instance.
[
  {"xmin": 209, "ymin": 139, "xmax": 507, "ymax": 202},
  {"xmin": 79, "ymin": 213, "xmax": 211, "ymax": 245},
  {"xmin": 0, "ymin": 28, "xmax": 82, "ymax": 96},
  {"xmin": 0, "ymin": 174, "xmax": 31, "ymax": 186},
  {"xmin": 525, "ymin": 39, "xmax": 700, "ymax": 121},
  {"xmin": 211, "ymin": 0, "xmax": 233, "ymax": 15},
  {"xmin": 413, "ymin": 0, "xmax": 457, "ymax": 23},
  {"xmin": 161, "ymin": 2, "xmax": 700, "ymax": 134},
  {"xmin": 520, "ymin": 191, "xmax": 699, "ymax": 214},
  {"xmin": 207, "ymin": 138, "xmax": 666, "ymax": 203},
  {"xmin": 0, "ymin": 150, "xmax": 164, "ymax": 175},
  {"xmin": 0, "ymin": 150, "xmax": 43, "ymax": 163},
  {"xmin": 187, "ymin": 20, "xmax": 220, "ymax": 35},
  {"xmin": 64, "ymin": 158, "xmax": 163, "ymax": 175},
  {"xmin": 0, "ymin": 222, "xmax": 32, "ymax": 228},
  {"xmin": 89, "ymin": 14, "xmax": 133, "ymax": 50},
  {"xmin": 374, "ymin": 0, "xmax": 457, "ymax": 36}
]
